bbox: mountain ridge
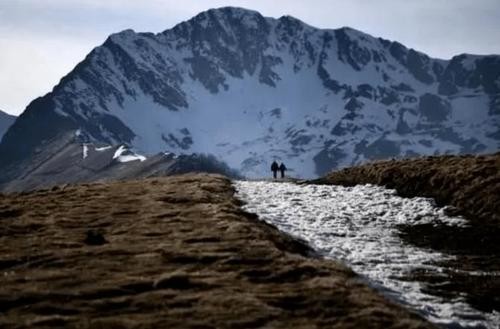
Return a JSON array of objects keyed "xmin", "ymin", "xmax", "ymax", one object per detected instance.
[
  {"xmin": 0, "ymin": 109, "xmax": 16, "ymax": 142},
  {"xmin": 0, "ymin": 6, "xmax": 499, "ymax": 181}
]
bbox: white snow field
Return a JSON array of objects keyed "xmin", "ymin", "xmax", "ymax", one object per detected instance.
[{"xmin": 234, "ymin": 181, "xmax": 500, "ymax": 328}]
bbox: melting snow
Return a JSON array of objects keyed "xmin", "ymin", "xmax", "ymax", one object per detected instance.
[
  {"xmin": 82, "ymin": 144, "xmax": 88, "ymax": 159},
  {"xmin": 113, "ymin": 145, "xmax": 127, "ymax": 159},
  {"xmin": 116, "ymin": 154, "xmax": 146, "ymax": 163},
  {"xmin": 95, "ymin": 146, "xmax": 112, "ymax": 152},
  {"xmin": 234, "ymin": 181, "xmax": 500, "ymax": 328},
  {"xmin": 112, "ymin": 145, "xmax": 146, "ymax": 163}
]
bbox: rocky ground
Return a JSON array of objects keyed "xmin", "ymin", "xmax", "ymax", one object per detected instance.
[
  {"xmin": 0, "ymin": 174, "xmax": 432, "ymax": 328},
  {"xmin": 316, "ymin": 153, "xmax": 500, "ymax": 317}
]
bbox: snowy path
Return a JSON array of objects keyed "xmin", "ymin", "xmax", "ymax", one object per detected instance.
[{"xmin": 234, "ymin": 181, "xmax": 500, "ymax": 329}]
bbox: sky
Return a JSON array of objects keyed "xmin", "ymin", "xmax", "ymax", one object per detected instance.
[{"xmin": 1, "ymin": 0, "xmax": 499, "ymax": 116}]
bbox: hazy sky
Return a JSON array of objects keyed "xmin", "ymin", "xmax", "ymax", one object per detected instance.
[{"xmin": 1, "ymin": 0, "xmax": 499, "ymax": 115}]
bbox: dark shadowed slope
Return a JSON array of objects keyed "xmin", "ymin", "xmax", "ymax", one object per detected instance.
[
  {"xmin": 0, "ymin": 109, "xmax": 15, "ymax": 141},
  {"xmin": 0, "ymin": 174, "xmax": 432, "ymax": 328}
]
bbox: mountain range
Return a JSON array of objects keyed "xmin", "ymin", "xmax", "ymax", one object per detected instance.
[{"xmin": 0, "ymin": 6, "xmax": 499, "ymax": 184}]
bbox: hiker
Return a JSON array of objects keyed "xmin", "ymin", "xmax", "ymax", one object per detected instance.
[
  {"xmin": 271, "ymin": 160, "xmax": 279, "ymax": 179},
  {"xmin": 279, "ymin": 162, "xmax": 287, "ymax": 179}
]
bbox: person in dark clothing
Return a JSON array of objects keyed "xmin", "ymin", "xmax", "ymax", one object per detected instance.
[
  {"xmin": 279, "ymin": 163, "xmax": 287, "ymax": 179},
  {"xmin": 271, "ymin": 160, "xmax": 279, "ymax": 179}
]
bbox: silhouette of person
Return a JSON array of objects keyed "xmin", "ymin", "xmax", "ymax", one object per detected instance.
[
  {"xmin": 279, "ymin": 163, "xmax": 287, "ymax": 179},
  {"xmin": 271, "ymin": 160, "xmax": 279, "ymax": 179}
]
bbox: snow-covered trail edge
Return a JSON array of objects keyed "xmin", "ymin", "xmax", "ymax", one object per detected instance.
[{"xmin": 234, "ymin": 180, "xmax": 500, "ymax": 329}]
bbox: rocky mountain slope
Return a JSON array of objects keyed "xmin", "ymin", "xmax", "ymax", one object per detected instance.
[
  {"xmin": 0, "ymin": 174, "xmax": 433, "ymax": 328},
  {"xmin": 0, "ymin": 130, "xmax": 239, "ymax": 192},
  {"xmin": 0, "ymin": 109, "xmax": 15, "ymax": 142},
  {"xmin": 0, "ymin": 7, "xmax": 499, "ymax": 180}
]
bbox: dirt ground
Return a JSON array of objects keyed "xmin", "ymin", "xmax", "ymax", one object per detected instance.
[
  {"xmin": 0, "ymin": 174, "xmax": 431, "ymax": 328},
  {"xmin": 315, "ymin": 153, "xmax": 500, "ymax": 315}
]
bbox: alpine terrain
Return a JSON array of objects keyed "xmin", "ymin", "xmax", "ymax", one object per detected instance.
[
  {"xmin": 0, "ymin": 109, "xmax": 15, "ymax": 142},
  {"xmin": 0, "ymin": 7, "xmax": 499, "ymax": 183}
]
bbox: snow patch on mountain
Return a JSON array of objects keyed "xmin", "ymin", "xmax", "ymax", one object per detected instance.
[
  {"xmin": 112, "ymin": 145, "xmax": 146, "ymax": 163},
  {"xmin": 82, "ymin": 144, "xmax": 89, "ymax": 159},
  {"xmin": 95, "ymin": 146, "xmax": 113, "ymax": 152}
]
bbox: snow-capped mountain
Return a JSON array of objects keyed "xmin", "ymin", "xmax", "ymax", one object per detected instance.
[
  {"xmin": 0, "ymin": 7, "xmax": 499, "ymax": 179},
  {"xmin": 0, "ymin": 109, "xmax": 15, "ymax": 142}
]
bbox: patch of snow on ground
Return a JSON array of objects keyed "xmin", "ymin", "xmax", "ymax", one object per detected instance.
[
  {"xmin": 113, "ymin": 145, "xmax": 127, "ymax": 159},
  {"xmin": 112, "ymin": 145, "xmax": 147, "ymax": 163},
  {"xmin": 116, "ymin": 154, "xmax": 147, "ymax": 163},
  {"xmin": 234, "ymin": 181, "xmax": 500, "ymax": 328},
  {"xmin": 95, "ymin": 146, "xmax": 112, "ymax": 152},
  {"xmin": 82, "ymin": 144, "xmax": 88, "ymax": 159}
]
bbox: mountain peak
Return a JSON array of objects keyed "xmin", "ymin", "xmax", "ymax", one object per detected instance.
[
  {"xmin": 167, "ymin": 6, "xmax": 266, "ymax": 33},
  {"xmin": 108, "ymin": 28, "xmax": 138, "ymax": 42},
  {"xmin": 0, "ymin": 8, "xmax": 499, "ymax": 179},
  {"xmin": 205, "ymin": 6, "xmax": 262, "ymax": 17}
]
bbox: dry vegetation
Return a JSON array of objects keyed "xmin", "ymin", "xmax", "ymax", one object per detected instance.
[
  {"xmin": 316, "ymin": 153, "xmax": 500, "ymax": 314},
  {"xmin": 317, "ymin": 153, "xmax": 500, "ymax": 225},
  {"xmin": 0, "ymin": 174, "xmax": 432, "ymax": 328}
]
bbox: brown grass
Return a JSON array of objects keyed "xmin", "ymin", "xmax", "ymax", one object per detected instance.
[
  {"xmin": 314, "ymin": 153, "xmax": 500, "ymax": 313},
  {"xmin": 0, "ymin": 174, "xmax": 432, "ymax": 328},
  {"xmin": 316, "ymin": 153, "xmax": 500, "ymax": 225}
]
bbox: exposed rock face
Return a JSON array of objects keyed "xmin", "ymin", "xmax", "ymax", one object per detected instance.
[
  {"xmin": 0, "ymin": 7, "xmax": 499, "ymax": 180},
  {"xmin": 0, "ymin": 109, "xmax": 15, "ymax": 141},
  {"xmin": 0, "ymin": 174, "xmax": 433, "ymax": 328}
]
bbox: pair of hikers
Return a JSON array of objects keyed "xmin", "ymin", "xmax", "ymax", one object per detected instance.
[{"xmin": 271, "ymin": 160, "xmax": 287, "ymax": 179}]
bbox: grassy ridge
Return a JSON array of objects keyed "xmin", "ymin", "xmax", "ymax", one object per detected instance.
[
  {"xmin": 316, "ymin": 153, "xmax": 500, "ymax": 225},
  {"xmin": 0, "ymin": 174, "xmax": 432, "ymax": 328}
]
